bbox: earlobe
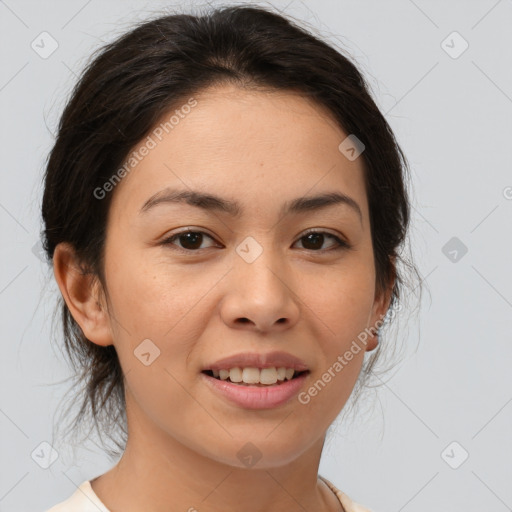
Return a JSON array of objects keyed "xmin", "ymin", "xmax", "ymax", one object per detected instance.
[
  {"xmin": 52, "ymin": 242, "xmax": 113, "ymax": 347},
  {"xmin": 366, "ymin": 262, "xmax": 397, "ymax": 352},
  {"xmin": 366, "ymin": 292, "xmax": 391, "ymax": 352}
]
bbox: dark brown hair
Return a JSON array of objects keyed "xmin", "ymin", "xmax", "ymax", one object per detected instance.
[{"xmin": 42, "ymin": 3, "xmax": 421, "ymax": 457}]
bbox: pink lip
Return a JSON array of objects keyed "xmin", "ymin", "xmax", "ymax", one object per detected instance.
[
  {"xmin": 201, "ymin": 371, "xmax": 309, "ymax": 410},
  {"xmin": 203, "ymin": 351, "xmax": 309, "ymax": 371}
]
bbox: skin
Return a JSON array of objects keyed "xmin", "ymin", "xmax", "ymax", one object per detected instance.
[{"xmin": 53, "ymin": 83, "xmax": 394, "ymax": 512}]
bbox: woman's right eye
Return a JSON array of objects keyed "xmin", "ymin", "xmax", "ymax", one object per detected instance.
[{"xmin": 161, "ymin": 230, "xmax": 218, "ymax": 252}]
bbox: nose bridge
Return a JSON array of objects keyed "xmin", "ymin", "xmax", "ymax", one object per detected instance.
[
  {"xmin": 221, "ymin": 234, "xmax": 299, "ymax": 332},
  {"xmin": 234, "ymin": 235, "xmax": 288, "ymax": 298}
]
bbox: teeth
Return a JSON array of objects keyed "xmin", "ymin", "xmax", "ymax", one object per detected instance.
[
  {"xmin": 211, "ymin": 366, "xmax": 300, "ymax": 385},
  {"xmin": 259, "ymin": 368, "xmax": 278, "ymax": 385},
  {"xmin": 242, "ymin": 367, "xmax": 260, "ymax": 384},
  {"xmin": 229, "ymin": 367, "xmax": 243, "ymax": 383}
]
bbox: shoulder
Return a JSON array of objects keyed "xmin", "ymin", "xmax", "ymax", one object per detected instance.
[
  {"xmin": 44, "ymin": 480, "xmax": 110, "ymax": 512},
  {"xmin": 319, "ymin": 475, "xmax": 375, "ymax": 512}
]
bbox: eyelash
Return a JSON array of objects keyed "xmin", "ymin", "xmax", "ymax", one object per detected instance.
[{"xmin": 160, "ymin": 228, "xmax": 352, "ymax": 254}]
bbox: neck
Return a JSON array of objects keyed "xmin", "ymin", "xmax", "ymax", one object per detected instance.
[{"xmin": 90, "ymin": 393, "xmax": 339, "ymax": 512}]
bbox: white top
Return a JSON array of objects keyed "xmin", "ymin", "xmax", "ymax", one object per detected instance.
[
  {"xmin": 45, "ymin": 476, "xmax": 373, "ymax": 512},
  {"xmin": 45, "ymin": 479, "xmax": 109, "ymax": 512}
]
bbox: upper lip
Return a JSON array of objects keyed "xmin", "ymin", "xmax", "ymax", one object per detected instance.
[{"xmin": 203, "ymin": 351, "xmax": 309, "ymax": 372}]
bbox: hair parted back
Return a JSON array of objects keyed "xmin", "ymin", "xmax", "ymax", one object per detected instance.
[{"xmin": 42, "ymin": 3, "xmax": 421, "ymax": 458}]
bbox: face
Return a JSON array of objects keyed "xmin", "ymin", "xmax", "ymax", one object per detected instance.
[{"xmin": 97, "ymin": 84, "xmax": 390, "ymax": 468}]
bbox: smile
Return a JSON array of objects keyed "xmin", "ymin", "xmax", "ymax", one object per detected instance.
[
  {"xmin": 202, "ymin": 366, "xmax": 308, "ymax": 386},
  {"xmin": 201, "ymin": 369, "xmax": 310, "ymax": 409}
]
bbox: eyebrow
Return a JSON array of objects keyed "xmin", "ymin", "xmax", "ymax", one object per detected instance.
[{"xmin": 140, "ymin": 187, "xmax": 363, "ymax": 224}]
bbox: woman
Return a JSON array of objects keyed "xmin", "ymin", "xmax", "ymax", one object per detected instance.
[{"xmin": 43, "ymin": 4, "xmax": 416, "ymax": 511}]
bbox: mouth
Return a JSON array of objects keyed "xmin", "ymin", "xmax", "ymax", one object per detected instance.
[
  {"xmin": 200, "ymin": 367, "xmax": 311, "ymax": 409},
  {"xmin": 201, "ymin": 368, "xmax": 310, "ymax": 387}
]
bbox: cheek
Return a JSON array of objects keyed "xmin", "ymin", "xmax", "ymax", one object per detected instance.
[
  {"xmin": 303, "ymin": 260, "xmax": 375, "ymax": 392},
  {"xmin": 104, "ymin": 247, "xmax": 209, "ymax": 336},
  {"xmin": 308, "ymin": 259, "xmax": 375, "ymax": 338},
  {"xmin": 299, "ymin": 279, "xmax": 372, "ymax": 423},
  {"xmin": 103, "ymin": 249, "xmax": 227, "ymax": 389}
]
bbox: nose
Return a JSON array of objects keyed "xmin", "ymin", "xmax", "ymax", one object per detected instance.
[{"xmin": 219, "ymin": 248, "xmax": 300, "ymax": 334}]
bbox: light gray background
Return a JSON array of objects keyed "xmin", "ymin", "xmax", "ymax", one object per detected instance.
[{"xmin": 1, "ymin": 0, "xmax": 511, "ymax": 511}]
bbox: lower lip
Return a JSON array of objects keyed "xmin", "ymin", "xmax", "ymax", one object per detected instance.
[{"xmin": 201, "ymin": 372, "xmax": 309, "ymax": 410}]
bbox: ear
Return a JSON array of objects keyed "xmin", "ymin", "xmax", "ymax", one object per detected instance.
[
  {"xmin": 365, "ymin": 256, "xmax": 397, "ymax": 352},
  {"xmin": 52, "ymin": 242, "xmax": 113, "ymax": 347}
]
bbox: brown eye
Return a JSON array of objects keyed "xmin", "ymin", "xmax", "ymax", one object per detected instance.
[
  {"xmin": 161, "ymin": 230, "xmax": 217, "ymax": 251},
  {"xmin": 294, "ymin": 230, "xmax": 351, "ymax": 252}
]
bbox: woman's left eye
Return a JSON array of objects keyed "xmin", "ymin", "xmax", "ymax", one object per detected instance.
[
  {"xmin": 293, "ymin": 230, "xmax": 351, "ymax": 251},
  {"xmin": 161, "ymin": 229, "xmax": 351, "ymax": 253}
]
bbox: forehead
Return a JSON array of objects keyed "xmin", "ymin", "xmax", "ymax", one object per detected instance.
[{"xmin": 109, "ymin": 84, "xmax": 368, "ymax": 222}]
